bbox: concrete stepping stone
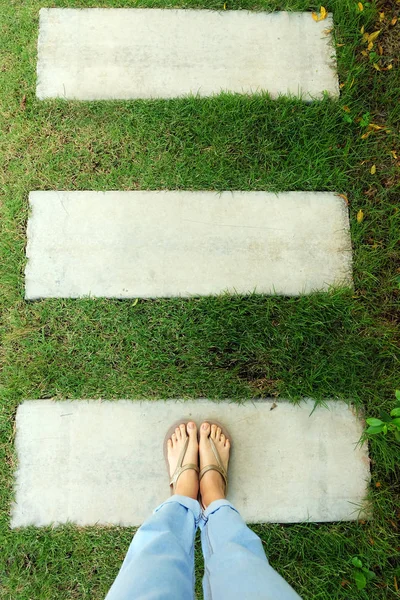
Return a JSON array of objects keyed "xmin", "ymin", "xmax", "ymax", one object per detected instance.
[
  {"xmin": 25, "ymin": 191, "xmax": 352, "ymax": 299},
  {"xmin": 37, "ymin": 9, "xmax": 339, "ymax": 101},
  {"xmin": 11, "ymin": 399, "xmax": 370, "ymax": 527}
]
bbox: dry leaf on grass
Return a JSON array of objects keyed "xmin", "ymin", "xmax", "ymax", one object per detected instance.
[
  {"xmin": 357, "ymin": 209, "xmax": 364, "ymax": 223},
  {"xmin": 312, "ymin": 6, "xmax": 328, "ymax": 21},
  {"xmin": 368, "ymin": 30, "xmax": 381, "ymax": 43},
  {"xmin": 370, "ymin": 164, "xmax": 377, "ymax": 174},
  {"xmin": 357, "ymin": 2, "xmax": 364, "ymax": 11},
  {"xmin": 337, "ymin": 193, "xmax": 349, "ymax": 205}
]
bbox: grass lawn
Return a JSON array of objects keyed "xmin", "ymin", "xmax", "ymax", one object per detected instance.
[{"xmin": 0, "ymin": 0, "xmax": 399, "ymax": 598}]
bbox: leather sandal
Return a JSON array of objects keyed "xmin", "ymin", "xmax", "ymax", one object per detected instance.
[
  {"xmin": 199, "ymin": 421, "xmax": 230, "ymax": 508},
  {"xmin": 164, "ymin": 421, "xmax": 199, "ymax": 494}
]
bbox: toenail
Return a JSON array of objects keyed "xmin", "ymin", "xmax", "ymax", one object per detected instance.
[
  {"xmin": 202, "ymin": 423, "xmax": 208, "ymax": 430},
  {"xmin": 188, "ymin": 422, "xmax": 194, "ymax": 429}
]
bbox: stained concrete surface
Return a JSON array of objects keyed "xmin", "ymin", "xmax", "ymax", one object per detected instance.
[
  {"xmin": 11, "ymin": 399, "xmax": 370, "ymax": 527},
  {"xmin": 37, "ymin": 9, "xmax": 339, "ymax": 100},
  {"xmin": 25, "ymin": 191, "xmax": 352, "ymax": 299}
]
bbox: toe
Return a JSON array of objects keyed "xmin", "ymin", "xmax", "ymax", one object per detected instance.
[
  {"xmin": 175, "ymin": 427, "xmax": 181, "ymax": 439},
  {"xmin": 220, "ymin": 433, "xmax": 225, "ymax": 444},
  {"xmin": 180, "ymin": 424, "xmax": 187, "ymax": 438},
  {"xmin": 167, "ymin": 439, "xmax": 172, "ymax": 448},
  {"xmin": 187, "ymin": 421, "xmax": 197, "ymax": 437},
  {"xmin": 172, "ymin": 432, "xmax": 177, "ymax": 445},
  {"xmin": 216, "ymin": 426, "xmax": 222, "ymax": 440},
  {"xmin": 225, "ymin": 439, "xmax": 230, "ymax": 448},
  {"xmin": 201, "ymin": 422, "xmax": 211, "ymax": 438},
  {"xmin": 211, "ymin": 424, "xmax": 217, "ymax": 439}
]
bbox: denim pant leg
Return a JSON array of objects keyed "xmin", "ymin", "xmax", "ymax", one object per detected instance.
[
  {"xmin": 200, "ymin": 500, "xmax": 302, "ymax": 600},
  {"xmin": 106, "ymin": 495, "xmax": 201, "ymax": 600}
]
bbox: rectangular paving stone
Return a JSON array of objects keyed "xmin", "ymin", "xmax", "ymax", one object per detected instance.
[
  {"xmin": 25, "ymin": 191, "xmax": 352, "ymax": 299},
  {"xmin": 11, "ymin": 399, "xmax": 370, "ymax": 527},
  {"xmin": 37, "ymin": 9, "xmax": 339, "ymax": 100}
]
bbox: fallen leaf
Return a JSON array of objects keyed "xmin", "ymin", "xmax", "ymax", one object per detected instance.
[
  {"xmin": 390, "ymin": 150, "xmax": 398, "ymax": 159},
  {"xmin": 357, "ymin": 209, "xmax": 364, "ymax": 223},
  {"xmin": 375, "ymin": 481, "xmax": 381, "ymax": 487},
  {"xmin": 368, "ymin": 123, "xmax": 384, "ymax": 130},
  {"xmin": 358, "ymin": 2, "xmax": 364, "ymax": 11},
  {"xmin": 339, "ymin": 82, "xmax": 345, "ymax": 88},
  {"xmin": 373, "ymin": 63, "xmax": 381, "ymax": 71},
  {"xmin": 379, "ymin": 12, "xmax": 385, "ymax": 21},
  {"xmin": 361, "ymin": 50, "xmax": 368, "ymax": 56},
  {"xmin": 312, "ymin": 6, "xmax": 328, "ymax": 21},
  {"xmin": 378, "ymin": 44, "xmax": 383, "ymax": 55},
  {"xmin": 223, "ymin": 2, "xmax": 226, "ymax": 8},
  {"xmin": 343, "ymin": 105, "xmax": 351, "ymax": 112},
  {"xmin": 337, "ymin": 193, "xmax": 349, "ymax": 205},
  {"xmin": 323, "ymin": 27, "xmax": 333, "ymax": 34},
  {"xmin": 360, "ymin": 25, "xmax": 365, "ymax": 34},
  {"xmin": 370, "ymin": 164, "xmax": 376, "ymax": 174},
  {"xmin": 369, "ymin": 537, "xmax": 375, "ymax": 544},
  {"xmin": 337, "ymin": 43, "xmax": 345, "ymax": 46},
  {"xmin": 385, "ymin": 64, "xmax": 393, "ymax": 70},
  {"xmin": 341, "ymin": 580, "xmax": 350, "ymax": 587},
  {"xmin": 361, "ymin": 131, "xmax": 372, "ymax": 139},
  {"xmin": 391, "ymin": 16, "xmax": 398, "ymax": 25},
  {"xmin": 394, "ymin": 577, "xmax": 398, "ymax": 593},
  {"xmin": 270, "ymin": 402, "xmax": 277, "ymax": 411},
  {"xmin": 368, "ymin": 30, "xmax": 381, "ymax": 43},
  {"xmin": 20, "ymin": 95, "xmax": 26, "ymax": 110},
  {"xmin": 363, "ymin": 32, "xmax": 369, "ymax": 42},
  {"xmin": 368, "ymin": 41, "xmax": 374, "ymax": 50}
]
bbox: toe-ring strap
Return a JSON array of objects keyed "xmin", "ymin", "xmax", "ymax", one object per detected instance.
[{"xmin": 170, "ymin": 436, "xmax": 199, "ymax": 487}]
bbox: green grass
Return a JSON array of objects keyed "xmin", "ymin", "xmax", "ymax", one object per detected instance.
[{"xmin": 0, "ymin": 0, "xmax": 399, "ymax": 598}]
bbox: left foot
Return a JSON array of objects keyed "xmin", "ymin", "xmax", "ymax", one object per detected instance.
[{"xmin": 167, "ymin": 422, "xmax": 199, "ymax": 499}]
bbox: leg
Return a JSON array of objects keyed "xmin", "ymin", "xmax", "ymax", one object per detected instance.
[
  {"xmin": 106, "ymin": 495, "xmax": 201, "ymax": 600},
  {"xmin": 199, "ymin": 422, "xmax": 301, "ymax": 600},
  {"xmin": 106, "ymin": 422, "xmax": 200, "ymax": 600},
  {"xmin": 200, "ymin": 500, "xmax": 302, "ymax": 600}
]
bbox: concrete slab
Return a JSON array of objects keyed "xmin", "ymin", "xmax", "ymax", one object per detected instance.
[
  {"xmin": 25, "ymin": 191, "xmax": 352, "ymax": 299},
  {"xmin": 11, "ymin": 399, "xmax": 370, "ymax": 527},
  {"xmin": 36, "ymin": 9, "xmax": 339, "ymax": 100}
]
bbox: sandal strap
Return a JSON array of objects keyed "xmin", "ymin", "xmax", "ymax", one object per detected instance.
[
  {"xmin": 169, "ymin": 437, "xmax": 199, "ymax": 487},
  {"xmin": 199, "ymin": 464, "xmax": 228, "ymax": 488},
  {"xmin": 199, "ymin": 436, "xmax": 228, "ymax": 488},
  {"xmin": 170, "ymin": 463, "xmax": 199, "ymax": 487}
]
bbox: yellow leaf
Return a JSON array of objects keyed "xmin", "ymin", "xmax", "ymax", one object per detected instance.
[
  {"xmin": 373, "ymin": 63, "xmax": 381, "ymax": 71},
  {"xmin": 368, "ymin": 123, "xmax": 384, "ymax": 130},
  {"xmin": 368, "ymin": 41, "xmax": 374, "ymax": 50},
  {"xmin": 343, "ymin": 105, "xmax": 351, "ymax": 112},
  {"xmin": 361, "ymin": 50, "xmax": 368, "ymax": 56},
  {"xmin": 360, "ymin": 25, "xmax": 365, "ymax": 34},
  {"xmin": 368, "ymin": 30, "xmax": 381, "ymax": 43},
  {"xmin": 379, "ymin": 12, "xmax": 385, "ymax": 21},
  {"xmin": 361, "ymin": 131, "xmax": 372, "ymax": 139},
  {"xmin": 362, "ymin": 32, "xmax": 369, "ymax": 42},
  {"xmin": 312, "ymin": 11, "xmax": 319, "ymax": 21},
  {"xmin": 337, "ymin": 43, "xmax": 345, "ymax": 47},
  {"xmin": 357, "ymin": 209, "xmax": 364, "ymax": 223},
  {"xmin": 339, "ymin": 82, "xmax": 345, "ymax": 88},
  {"xmin": 391, "ymin": 16, "xmax": 398, "ymax": 25},
  {"xmin": 223, "ymin": 2, "xmax": 226, "ymax": 8},
  {"xmin": 320, "ymin": 6, "xmax": 328, "ymax": 19},
  {"xmin": 337, "ymin": 193, "xmax": 349, "ymax": 205},
  {"xmin": 357, "ymin": 2, "xmax": 364, "ymax": 11},
  {"xmin": 323, "ymin": 27, "xmax": 333, "ymax": 34},
  {"xmin": 378, "ymin": 44, "xmax": 383, "ymax": 55},
  {"xmin": 390, "ymin": 150, "xmax": 398, "ymax": 159},
  {"xmin": 370, "ymin": 164, "xmax": 376, "ymax": 174},
  {"xmin": 387, "ymin": 64, "xmax": 393, "ymax": 70}
]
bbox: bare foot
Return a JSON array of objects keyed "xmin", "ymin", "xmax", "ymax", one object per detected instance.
[
  {"xmin": 199, "ymin": 423, "xmax": 230, "ymax": 508},
  {"xmin": 167, "ymin": 422, "xmax": 199, "ymax": 499}
]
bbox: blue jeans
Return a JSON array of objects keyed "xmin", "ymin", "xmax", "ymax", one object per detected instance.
[{"xmin": 106, "ymin": 495, "xmax": 302, "ymax": 600}]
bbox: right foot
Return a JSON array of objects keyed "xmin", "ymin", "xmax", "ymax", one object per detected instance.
[{"xmin": 199, "ymin": 423, "xmax": 230, "ymax": 508}]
